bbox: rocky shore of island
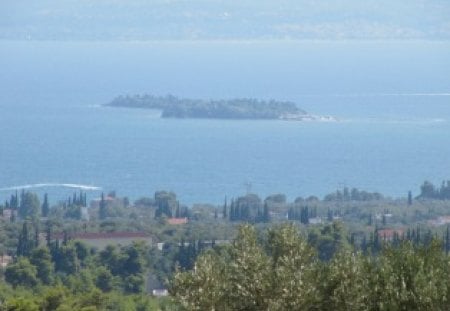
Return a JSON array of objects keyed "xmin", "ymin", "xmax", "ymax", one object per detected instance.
[{"xmin": 106, "ymin": 94, "xmax": 336, "ymax": 121}]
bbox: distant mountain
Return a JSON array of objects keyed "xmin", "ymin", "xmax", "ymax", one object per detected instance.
[{"xmin": 2, "ymin": 0, "xmax": 450, "ymax": 41}]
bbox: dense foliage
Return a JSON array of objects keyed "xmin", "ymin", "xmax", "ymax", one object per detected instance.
[
  {"xmin": 228, "ymin": 194, "xmax": 270, "ymax": 223},
  {"xmin": 0, "ymin": 224, "xmax": 174, "ymax": 310},
  {"xmin": 107, "ymin": 94, "xmax": 306, "ymax": 119},
  {"xmin": 2, "ymin": 180, "xmax": 450, "ymax": 309},
  {"xmin": 172, "ymin": 224, "xmax": 450, "ymax": 310},
  {"xmin": 418, "ymin": 180, "xmax": 450, "ymax": 200}
]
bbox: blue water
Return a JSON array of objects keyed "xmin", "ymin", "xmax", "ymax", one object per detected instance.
[{"xmin": 1, "ymin": 41, "xmax": 450, "ymax": 205}]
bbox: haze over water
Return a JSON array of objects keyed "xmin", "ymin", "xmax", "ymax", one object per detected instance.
[{"xmin": 1, "ymin": 40, "xmax": 450, "ymax": 204}]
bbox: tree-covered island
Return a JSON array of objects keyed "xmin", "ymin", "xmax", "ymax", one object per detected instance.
[{"xmin": 106, "ymin": 94, "xmax": 334, "ymax": 121}]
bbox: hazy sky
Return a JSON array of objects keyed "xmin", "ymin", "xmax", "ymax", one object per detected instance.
[{"xmin": 1, "ymin": 0, "xmax": 450, "ymax": 40}]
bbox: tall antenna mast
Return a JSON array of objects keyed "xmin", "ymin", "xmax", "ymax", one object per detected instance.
[{"xmin": 244, "ymin": 181, "xmax": 252, "ymax": 195}]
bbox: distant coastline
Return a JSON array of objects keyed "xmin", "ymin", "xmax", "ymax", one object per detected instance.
[{"xmin": 105, "ymin": 94, "xmax": 335, "ymax": 121}]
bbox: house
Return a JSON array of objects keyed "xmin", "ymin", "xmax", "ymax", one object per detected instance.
[
  {"xmin": 270, "ymin": 211, "xmax": 286, "ymax": 221},
  {"xmin": 1, "ymin": 209, "xmax": 15, "ymax": 222},
  {"xmin": 52, "ymin": 232, "xmax": 152, "ymax": 249},
  {"xmin": 157, "ymin": 240, "xmax": 230, "ymax": 251},
  {"xmin": 428, "ymin": 216, "xmax": 450, "ymax": 227},
  {"xmin": 167, "ymin": 217, "xmax": 188, "ymax": 225},
  {"xmin": 375, "ymin": 213, "xmax": 393, "ymax": 221},
  {"xmin": 152, "ymin": 289, "xmax": 169, "ymax": 297},
  {"xmin": 0, "ymin": 255, "xmax": 13, "ymax": 268},
  {"xmin": 377, "ymin": 228, "xmax": 404, "ymax": 241},
  {"xmin": 90, "ymin": 196, "xmax": 120, "ymax": 209},
  {"xmin": 80, "ymin": 206, "xmax": 90, "ymax": 221},
  {"xmin": 147, "ymin": 273, "xmax": 165, "ymax": 293},
  {"xmin": 309, "ymin": 217, "xmax": 323, "ymax": 225}
]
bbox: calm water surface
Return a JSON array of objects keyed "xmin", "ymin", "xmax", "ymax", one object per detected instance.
[{"xmin": 1, "ymin": 41, "xmax": 449, "ymax": 204}]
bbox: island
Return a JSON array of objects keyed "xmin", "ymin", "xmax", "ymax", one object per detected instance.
[{"xmin": 105, "ymin": 94, "xmax": 335, "ymax": 121}]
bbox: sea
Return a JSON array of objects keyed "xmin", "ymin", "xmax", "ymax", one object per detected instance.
[{"xmin": 1, "ymin": 40, "xmax": 449, "ymax": 205}]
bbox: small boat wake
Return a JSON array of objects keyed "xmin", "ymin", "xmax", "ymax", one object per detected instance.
[{"xmin": 0, "ymin": 183, "xmax": 101, "ymax": 191}]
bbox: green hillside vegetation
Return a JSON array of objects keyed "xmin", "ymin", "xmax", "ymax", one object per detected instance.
[
  {"xmin": 172, "ymin": 224, "xmax": 450, "ymax": 310},
  {"xmin": 1, "ymin": 180, "xmax": 450, "ymax": 309}
]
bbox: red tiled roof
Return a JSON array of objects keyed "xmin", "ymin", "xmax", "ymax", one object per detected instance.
[
  {"xmin": 377, "ymin": 228, "xmax": 404, "ymax": 240},
  {"xmin": 167, "ymin": 217, "xmax": 188, "ymax": 225}
]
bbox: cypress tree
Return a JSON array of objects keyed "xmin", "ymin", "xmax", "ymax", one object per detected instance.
[
  {"xmin": 263, "ymin": 202, "xmax": 270, "ymax": 223},
  {"xmin": 350, "ymin": 233, "xmax": 356, "ymax": 249},
  {"xmin": 295, "ymin": 207, "xmax": 300, "ymax": 221},
  {"xmin": 238, "ymin": 205, "xmax": 244, "ymax": 221},
  {"xmin": 223, "ymin": 197, "xmax": 228, "ymax": 219},
  {"xmin": 34, "ymin": 226, "xmax": 39, "ymax": 248},
  {"xmin": 9, "ymin": 195, "xmax": 14, "ymax": 210},
  {"xmin": 197, "ymin": 240, "xmax": 204, "ymax": 253},
  {"xmin": 231, "ymin": 199, "xmax": 237, "ymax": 221},
  {"xmin": 361, "ymin": 235, "xmax": 367, "ymax": 253},
  {"xmin": 373, "ymin": 229, "xmax": 380, "ymax": 252},
  {"xmin": 175, "ymin": 203, "xmax": 180, "ymax": 218},
  {"xmin": 327, "ymin": 207, "xmax": 333, "ymax": 222},
  {"xmin": 51, "ymin": 239, "xmax": 60, "ymax": 263},
  {"xmin": 17, "ymin": 222, "xmax": 33, "ymax": 257},
  {"xmin": 99, "ymin": 192, "xmax": 107, "ymax": 220},
  {"xmin": 46, "ymin": 224, "xmax": 52, "ymax": 247},
  {"xmin": 416, "ymin": 226, "xmax": 421, "ymax": 245},
  {"xmin": 446, "ymin": 226, "xmax": 450, "ymax": 255},
  {"xmin": 41, "ymin": 193, "xmax": 50, "ymax": 217},
  {"xmin": 230, "ymin": 204, "xmax": 235, "ymax": 221},
  {"xmin": 10, "ymin": 191, "xmax": 18, "ymax": 209},
  {"xmin": 178, "ymin": 239, "xmax": 187, "ymax": 269},
  {"xmin": 63, "ymin": 231, "xmax": 68, "ymax": 246},
  {"xmin": 300, "ymin": 207, "xmax": 305, "ymax": 224}
]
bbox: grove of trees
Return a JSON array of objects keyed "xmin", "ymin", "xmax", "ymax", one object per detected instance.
[{"xmin": 172, "ymin": 224, "xmax": 450, "ymax": 310}]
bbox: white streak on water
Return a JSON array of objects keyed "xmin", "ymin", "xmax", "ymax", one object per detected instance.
[
  {"xmin": 333, "ymin": 93, "xmax": 450, "ymax": 97},
  {"xmin": 391, "ymin": 93, "xmax": 450, "ymax": 96}
]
